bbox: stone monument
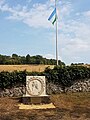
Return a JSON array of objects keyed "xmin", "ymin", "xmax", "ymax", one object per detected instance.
[{"xmin": 21, "ymin": 76, "xmax": 51, "ymax": 104}]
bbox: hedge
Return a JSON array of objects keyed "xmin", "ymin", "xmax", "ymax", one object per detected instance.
[
  {"xmin": 0, "ymin": 65, "xmax": 90, "ymax": 89},
  {"xmin": 44, "ymin": 65, "xmax": 90, "ymax": 87}
]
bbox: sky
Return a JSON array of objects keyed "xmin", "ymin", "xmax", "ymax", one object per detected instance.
[{"xmin": 0, "ymin": 0, "xmax": 90, "ymax": 65}]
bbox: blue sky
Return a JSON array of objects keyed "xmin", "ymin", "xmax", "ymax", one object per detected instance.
[{"xmin": 0, "ymin": 0, "xmax": 90, "ymax": 64}]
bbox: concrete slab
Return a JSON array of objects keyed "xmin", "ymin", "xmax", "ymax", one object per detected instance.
[{"xmin": 18, "ymin": 103, "xmax": 56, "ymax": 110}]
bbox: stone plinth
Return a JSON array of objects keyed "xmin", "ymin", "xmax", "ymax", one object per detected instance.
[
  {"xmin": 20, "ymin": 95, "xmax": 51, "ymax": 105},
  {"xmin": 20, "ymin": 76, "xmax": 51, "ymax": 105}
]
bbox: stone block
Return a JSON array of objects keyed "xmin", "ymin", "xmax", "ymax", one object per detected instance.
[{"xmin": 20, "ymin": 96, "xmax": 51, "ymax": 105}]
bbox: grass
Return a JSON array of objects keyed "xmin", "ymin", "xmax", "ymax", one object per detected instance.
[
  {"xmin": 0, "ymin": 65, "xmax": 54, "ymax": 72},
  {"xmin": 0, "ymin": 92, "xmax": 90, "ymax": 120}
]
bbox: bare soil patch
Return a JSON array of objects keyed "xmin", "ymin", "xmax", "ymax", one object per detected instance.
[{"xmin": 0, "ymin": 92, "xmax": 90, "ymax": 120}]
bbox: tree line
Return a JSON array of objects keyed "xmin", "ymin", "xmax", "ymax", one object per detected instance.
[{"xmin": 0, "ymin": 54, "xmax": 65, "ymax": 65}]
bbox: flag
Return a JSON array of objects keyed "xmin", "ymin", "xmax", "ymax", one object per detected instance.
[{"xmin": 48, "ymin": 8, "xmax": 57, "ymax": 25}]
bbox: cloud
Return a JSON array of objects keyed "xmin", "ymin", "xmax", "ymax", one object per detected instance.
[
  {"xmin": 0, "ymin": 0, "xmax": 4, "ymax": 5},
  {"xmin": 0, "ymin": 0, "xmax": 72, "ymax": 28},
  {"xmin": 62, "ymin": 38, "xmax": 90, "ymax": 54},
  {"xmin": 0, "ymin": 0, "xmax": 50, "ymax": 27},
  {"xmin": 83, "ymin": 11, "xmax": 90, "ymax": 17},
  {"xmin": 0, "ymin": 0, "xmax": 90, "ymax": 64},
  {"xmin": 58, "ymin": 21, "xmax": 90, "ymax": 60},
  {"xmin": 59, "ymin": 22, "xmax": 90, "ymax": 63},
  {"xmin": 44, "ymin": 54, "xmax": 55, "ymax": 59},
  {"xmin": 43, "ymin": 53, "xmax": 61, "ymax": 60}
]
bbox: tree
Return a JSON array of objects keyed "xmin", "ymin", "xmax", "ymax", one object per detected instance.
[
  {"xmin": 12, "ymin": 54, "xmax": 18, "ymax": 58},
  {"xmin": 35, "ymin": 55, "xmax": 43, "ymax": 64},
  {"xmin": 26, "ymin": 54, "xmax": 30, "ymax": 64},
  {"xmin": 20, "ymin": 56, "xmax": 26, "ymax": 64}
]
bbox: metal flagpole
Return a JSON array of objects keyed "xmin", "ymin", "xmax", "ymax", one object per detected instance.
[{"xmin": 55, "ymin": 0, "xmax": 58, "ymax": 66}]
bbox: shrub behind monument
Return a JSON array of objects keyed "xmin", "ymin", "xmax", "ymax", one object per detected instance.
[{"xmin": 0, "ymin": 65, "xmax": 90, "ymax": 89}]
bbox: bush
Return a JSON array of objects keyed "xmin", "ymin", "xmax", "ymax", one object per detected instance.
[
  {"xmin": 0, "ymin": 65, "xmax": 90, "ymax": 89},
  {"xmin": 44, "ymin": 65, "xmax": 90, "ymax": 87}
]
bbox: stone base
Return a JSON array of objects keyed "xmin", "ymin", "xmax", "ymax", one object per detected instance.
[
  {"xmin": 20, "ymin": 96, "xmax": 51, "ymax": 105},
  {"xmin": 18, "ymin": 103, "xmax": 56, "ymax": 110}
]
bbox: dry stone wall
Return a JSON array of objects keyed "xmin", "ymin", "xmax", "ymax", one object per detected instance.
[
  {"xmin": 0, "ymin": 79, "xmax": 90, "ymax": 97},
  {"xmin": 67, "ymin": 79, "xmax": 90, "ymax": 92}
]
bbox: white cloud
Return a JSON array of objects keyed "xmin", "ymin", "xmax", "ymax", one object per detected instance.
[
  {"xmin": 0, "ymin": 0, "xmax": 90, "ymax": 64},
  {"xmin": 83, "ymin": 11, "xmax": 90, "ymax": 17},
  {"xmin": 43, "ymin": 53, "xmax": 61, "ymax": 61},
  {"xmin": 44, "ymin": 54, "xmax": 55, "ymax": 59},
  {"xmin": 0, "ymin": 0, "xmax": 72, "ymax": 28},
  {"xmin": 0, "ymin": 0, "xmax": 4, "ymax": 5},
  {"xmin": 0, "ymin": 2, "xmax": 49, "ymax": 27},
  {"xmin": 0, "ymin": 1, "xmax": 49, "ymax": 27},
  {"xmin": 56, "ymin": 9, "xmax": 90, "ymax": 64},
  {"xmin": 58, "ymin": 22, "xmax": 90, "ymax": 62},
  {"xmin": 62, "ymin": 39, "xmax": 90, "ymax": 53}
]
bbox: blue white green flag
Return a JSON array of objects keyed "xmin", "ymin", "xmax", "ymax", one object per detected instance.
[{"xmin": 48, "ymin": 8, "xmax": 57, "ymax": 25}]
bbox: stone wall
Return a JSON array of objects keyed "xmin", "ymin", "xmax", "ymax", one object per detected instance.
[
  {"xmin": 0, "ymin": 86, "xmax": 25, "ymax": 97},
  {"xmin": 47, "ymin": 79, "xmax": 90, "ymax": 94},
  {"xmin": 66, "ymin": 79, "xmax": 90, "ymax": 93},
  {"xmin": 0, "ymin": 79, "xmax": 90, "ymax": 97}
]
